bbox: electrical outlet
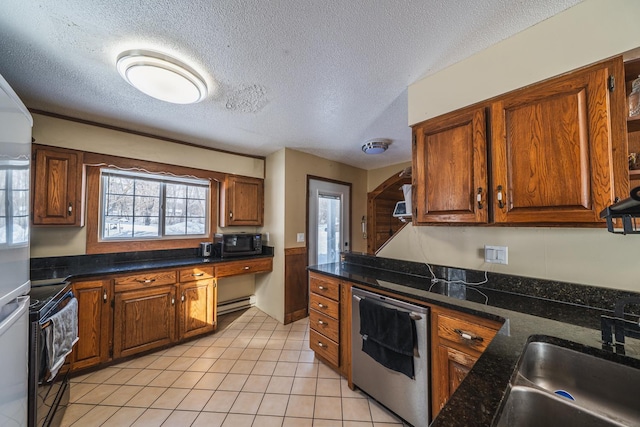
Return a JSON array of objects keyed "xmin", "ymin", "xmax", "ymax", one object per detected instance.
[
  {"xmin": 296, "ymin": 233, "xmax": 305, "ymax": 243},
  {"xmin": 484, "ymin": 245, "xmax": 508, "ymax": 265}
]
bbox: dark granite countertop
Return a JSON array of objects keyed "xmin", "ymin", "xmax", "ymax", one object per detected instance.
[
  {"xmin": 30, "ymin": 247, "xmax": 274, "ymax": 282},
  {"xmin": 309, "ymin": 254, "xmax": 640, "ymax": 427}
]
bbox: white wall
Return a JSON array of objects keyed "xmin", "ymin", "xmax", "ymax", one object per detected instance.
[
  {"xmin": 392, "ymin": 0, "xmax": 640, "ymax": 293},
  {"xmin": 255, "ymin": 149, "xmax": 286, "ymax": 323}
]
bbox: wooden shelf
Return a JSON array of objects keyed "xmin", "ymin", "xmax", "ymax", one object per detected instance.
[{"xmin": 628, "ymin": 116, "xmax": 640, "ymax": 133}]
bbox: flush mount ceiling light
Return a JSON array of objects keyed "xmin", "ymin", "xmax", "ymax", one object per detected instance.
[
  {"xmin": 117, "ymin": 50, "xmax": 207, "ymax": 104},
  {"xmin": 361, "ymin": 138, "xmax": 390, "ymax": 154}
]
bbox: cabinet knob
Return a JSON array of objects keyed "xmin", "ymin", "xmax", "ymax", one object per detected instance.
[
  {"xmin": 68, "ymin": 202, "xmax": 73, "ymax": 216},
  {"xmin": 229, "ymin": 211, "xmax": 233, "ymax": 218},
  {"xmin": 318, "ymin": 303, "xmax": 324, "ymax": 308},
  {"xmin": 243, "ymin": 266, "xmax": 250, "ymax": 270},
  {"xmin": 103, "ymin": 289, "xmax": 107, "ymax": 302},
  {"xmin": 477, "ymin": 187, "xmax": 483, "ymax": 210},
  {"xmin": 497, "ymin": 185, "xmax": 505, "ymax": 209},
  {"xmin": 136, "ymin": 278, "xmax": 156, "ymax": 284},
  {"xmin": 171, "ymin": 298, "xmax": 175, "ymax": 305},
  {"xmin": 181, "ymin": 294, "xmax": 185, "ymax": 302},
  {"xmin": 192, "ymin": 273, "xmax": 204, "ymax": 277},
  {"xmin": 318, "ymin": 320, "xmax": 325, "ymax": 325},
  {"xmin": 318, "ymin": 286, "xmax": 325, "ymax": 290},
  {"xmin": 317, "ymin": 342, "xmax": 325, "ymax": 348}
]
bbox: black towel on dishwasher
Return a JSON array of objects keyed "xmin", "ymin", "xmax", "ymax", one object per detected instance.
[{"xmin": 359, "ymin": 297, "xmax": 416, "ymax": 378}]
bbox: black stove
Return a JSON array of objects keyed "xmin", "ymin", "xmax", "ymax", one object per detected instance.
[{"xmin": 27, "ymin": 280, "xmax": 73, "ymax": 427}]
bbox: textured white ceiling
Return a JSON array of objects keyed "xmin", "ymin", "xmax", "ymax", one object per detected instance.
[{"xmin": 0, "ymin": 0, "xmax": 581, "ymax": 170}]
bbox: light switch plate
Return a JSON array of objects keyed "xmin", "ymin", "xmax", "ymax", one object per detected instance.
[
  {"xmin": 296, "ymin": 233, "xmax": 305, "ymax": 243},
  {"xmin": 485, "ymin": 245, "xmax": 508, "ymax": 265}
]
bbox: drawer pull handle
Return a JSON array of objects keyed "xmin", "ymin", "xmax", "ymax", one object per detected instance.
[
  {"xmin": 192, "ymin": 273, "xmax": 204, "ymax": 277},
  {"xmin": 137, "ymin": 278, "xmax": 156, "ymax": 284},
  {"xmin": 318, "ymin": 303, "xmax": 324, "ymax": 308},
  {"xmin": 454, "ymin": 328, "xmax": 483, "ymax": 343},
  {"xmin": 318, "ymin": 286, "xmax": 325, "ymax": 290},
  {"xmin": 244, "ymin": 266, "xmax": 250, "ymax": 270},
  {"xmin": 317, "ymin": 342, "xmax": 325, "ymax": 348},
  {"xmin": 318, "ymin": 320, "xmax": 325, "ymax": 325}
]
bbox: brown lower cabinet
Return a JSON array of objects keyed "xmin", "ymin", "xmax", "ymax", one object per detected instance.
[
  {"xmin": 430, "ymin": 307, "xmax": 501, "ymax": 418},
  {"xmin": 71, "ymin": 279, "xmax": 112, "ymax": 371},
  {"xmin": 113, "ymin": 284, "xmax": 177, "ymax": 359},
  {"xmin": 71, "ymin": 259, "xmax": 270, "ymax": 373},
  {"xmin": 308, "ymin": 270, "xmax": 502, "ymax": 422}
]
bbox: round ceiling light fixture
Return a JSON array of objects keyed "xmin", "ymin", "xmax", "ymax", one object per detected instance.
[
  {"xmin": 361, "ymin": 138, "xmax": 391, "ymax": 155},
  {"xmin": 117, "ymin": 50, "xmax": 208, "ymax": 104}
]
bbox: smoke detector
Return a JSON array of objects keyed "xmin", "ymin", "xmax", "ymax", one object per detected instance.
[{"xmin": 361, "ymin": 138, "xmax": 390, "ymax": 154}]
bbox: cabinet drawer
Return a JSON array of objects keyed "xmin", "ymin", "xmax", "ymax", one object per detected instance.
[
  {"xmin": 215, "ymin": 258, "xmax": 273, "ymax": 278},
  {"xmin": 114, "ymin": 270, "xmax": 177, "ymax": 292},
  {"xmin": 309, "ymin": 275, "xmax": 339, "ymax": 301},
  {"xmin": 309, "ymin": 329, "xmax": 339, "ymax": 367},
  {"xmin": 309, "ymin": 293, "xmax": 339, "ymax": 320},
  {"xmin": 179, "ymin": 266, "xmax": 214, "ymax": 282},
  {"xmin": 437, "ymin": 313, "xmax": 498, "ymax": 353},
  {"xmin": 309, "ymin": 309, "xmax": 339, "ymax": 342}
]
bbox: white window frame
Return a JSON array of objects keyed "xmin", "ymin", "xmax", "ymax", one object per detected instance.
[{"xmin": 99, "ymin": 168, "xmax": 210, "ymax": 241}]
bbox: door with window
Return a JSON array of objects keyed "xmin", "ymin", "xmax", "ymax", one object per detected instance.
[{"xmin": 308, "ymin": 178, "xmax": 350, "ymax": 266}]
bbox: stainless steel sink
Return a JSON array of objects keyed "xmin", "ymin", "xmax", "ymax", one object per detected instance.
[{"xmin": 496, "ymin": 339, "xmax": 640, "ymax": 426}]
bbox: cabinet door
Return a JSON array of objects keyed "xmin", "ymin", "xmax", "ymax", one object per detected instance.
[
  {"xmin": 71, "ymin": 280, "xmax": 112, "ymax": 371},
  {"xmin": 433, "ymin": 344, "xmax": 478, "ymax": 415},
  {"xmin": 178, "ymin": 279, "xmax": 216, "ymax": 340},
  {"xmin": 220, "ymin": 175, "xmax": 264, "ymax": 226},
  {"xmin": 490, "ymin": 60, "xmax": 623, "ymax": 223},
  {"xmin": 113, "ymin": 285, "xmax": 176, "ymax": 359},
  {"xmin": 32, "ymin": 146, "xmax": 84, "ymax": 226},
  {"xmin": 413, "ymin": 107, "xmax": 488, "ymax": 223}
]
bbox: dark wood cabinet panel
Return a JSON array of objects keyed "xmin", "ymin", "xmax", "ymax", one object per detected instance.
[
  {"xmin": 491, "ymin": 59, "xmax": 626, "ymax": 223},
  {"xmin": 71, "ymin": 280, "xmax": 112, "ymax": 371},
  {"xmin": 284, "ymin": 247, "xmax": 308, "ymax": 324},
  {"xmin": 178, "ymin": 279, "xmax": 216, "ymax": 340},
  {"xmin": 219, "ymin": 175, "xmax": 264, "ymax": 226},
  {"xmin": 32, "ymin": 145, "xmax": 84, "ymax": 226},
  {"xmin": 113, "ymin": 285, "xmax": 177, "ymax": 359},
  {"xmin": 430, "ymin": 307, "xmax": 500, "ymax": 418},
  {"xmin": 413, "ymin": 107, "xmax": 488, "ymax": 224}
]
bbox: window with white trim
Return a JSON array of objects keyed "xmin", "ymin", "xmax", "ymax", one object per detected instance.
[
  {"xmin": 100, "ymin": 169, "xmax": 209, "ymax": 240},
  {"xmin": 0, "ymin": 164, "xmax": 29, "ymax": 245}
]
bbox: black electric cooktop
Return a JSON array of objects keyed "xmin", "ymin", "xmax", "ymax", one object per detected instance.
[{"xmin": 29, "ymin": 280, "xmax": 71, "ymax": 320}]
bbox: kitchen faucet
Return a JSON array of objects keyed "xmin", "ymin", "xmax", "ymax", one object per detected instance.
[{"xmin": 601, "ymin": 297, "xmax": 640, "ymax": 354}]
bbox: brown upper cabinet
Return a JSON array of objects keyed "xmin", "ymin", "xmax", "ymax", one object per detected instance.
[
  {"xmin": 219, "ymin": 175, "xmax": 264, "ymax": 226},
  {"xmin": 412, "ymin": 57, "xmax": 629, "ymax": 225},
  {"xmin": 32, "ymin": 145, "xmax": 85, "ymax": 226},
  {"xmin": 413, "ymin": 107, "xmax": 488, "ymax": 224}
]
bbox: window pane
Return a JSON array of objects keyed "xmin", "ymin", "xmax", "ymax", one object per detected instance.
[
  {"xmin": 0, "ymin": 170, "xmax": 5, "ymax": 190},
  {"xmin": 12, "ymin": 189, "xmax": 29, "ymax": 216},
  {"xmin": 185, "ymin": 217, "xmax": 205, "ymax": 234},
  {"xmin": 166, "ymin": 197, "xmax": 186, "ymax": 216},
  {"xmin": 187, "ymin": 199, "xmax": 205, "ymax": 218},
  {"xmin": 135, "ymin": 179, "xmax": 160, "ymax": 196},
  {"xmin": 12, "ymin": 216, "xmax": 28, "ymax": 244},
  {"xmin": 0, "ymin": 218, "xmax": 5, "ymax": 244},
  {"xmin": 12, "ymin": 169, "xmax": 28, "ymax": 190},
  {"xmin": 0, "ymin": 189, "xmax": 5, "ymax": 216},
  {"xmin": 166, "ymin": 183, "xmax": 186, "ymax": 198},
  {"xmin": 106, "ymin": 194, "xmax": 134, "ymax": 216},
  {"xmin": 103, "ymin": 216, "xmax": 133, "ymax": 238},
  {"xmin": 133, "ymin": 216, "xmax": 159, "ymax": 237},
  {"xmin": 134, "ymin": 195, "xmax": 160, "ymax": 217},
  {"xmin": 108, "ymin": 176, "xmax": 134, "ymax": 195},
  {"xmin": 188, "ymin": 186, "xmax": 206, "ymax": 199},
  {"xmin": 165, "ymin": 216, "xmax": 187, "ymax": 235}
]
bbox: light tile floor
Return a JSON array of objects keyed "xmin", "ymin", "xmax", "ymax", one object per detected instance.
[{"xmin": 62, "ymin": 307, "xmax": 408, "ymax": 427}]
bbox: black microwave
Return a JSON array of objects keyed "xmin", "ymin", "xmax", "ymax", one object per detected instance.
[{"xmin": 213, "ymin": 233, "xmax": 263, "ymax": 258}]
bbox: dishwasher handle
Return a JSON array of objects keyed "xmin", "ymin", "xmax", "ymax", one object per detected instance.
[{"xmin": 353, "ymin": 294, "xmax": 423, "ymax": 321}]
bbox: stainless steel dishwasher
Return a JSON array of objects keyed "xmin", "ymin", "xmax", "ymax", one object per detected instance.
[{"xmin": 351, "ymin": 287, "xmax": 429, "ymax": 427}]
